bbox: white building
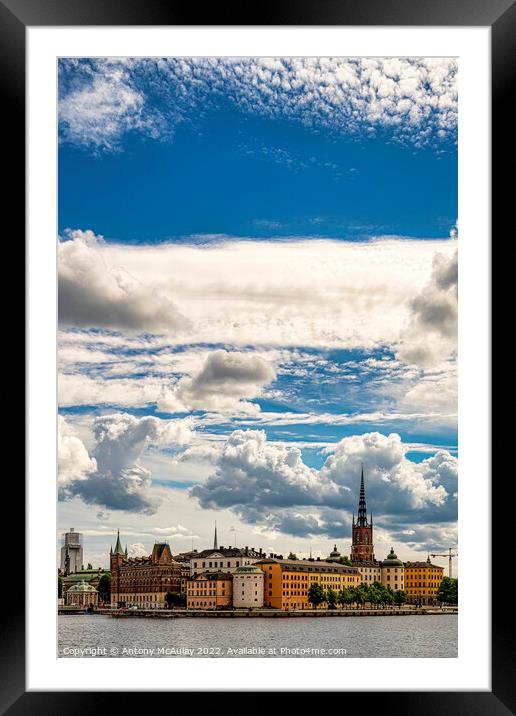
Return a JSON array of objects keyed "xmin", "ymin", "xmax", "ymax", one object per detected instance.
[
  {"xmin": 356, "ymin": 564, "xmax": 382, "ymax": 584},
  {"xmin": 190, "ymin": 547, "xmax": 264, "ymax": 576},
  {"xmin": 380, "ymin": 548, "xmax": 404, "ymax": 591},
  {"xmin": 232, "ymin": 565, "xmax": 264, "ymax": 608}
]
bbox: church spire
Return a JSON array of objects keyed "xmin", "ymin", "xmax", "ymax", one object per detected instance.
[
  {"xmin": 357, "ymin": 464, "xmax": 369, "ymax": 527},
  {"xmin": 213, "ymin": 522, "xmax": 218, "ymax": 550},
  {"xmin": 113, "ymin": 529, "xmax": 124, "ymax": 556}
]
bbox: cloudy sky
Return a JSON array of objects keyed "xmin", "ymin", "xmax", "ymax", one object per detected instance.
[{"xmin": 57, "ymin": 57, "xmax": 458, "ymax": 571}]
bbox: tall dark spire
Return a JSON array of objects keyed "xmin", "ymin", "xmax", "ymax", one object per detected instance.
[
  {"xmin": 113, "ymin": 529, "xmax": 124, "ymax": 556},
  {"xmin": 213, "ymin": 522, "xmax": 218, "ymax": 550},
  {"xmin": 357, "ymin": 465, "xmax": 369, "ymax": 527}
]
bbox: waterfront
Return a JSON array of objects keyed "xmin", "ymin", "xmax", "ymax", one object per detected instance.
[{"xmin": 59, "ymin": 613, "xmax": 457, "ymax": 658}]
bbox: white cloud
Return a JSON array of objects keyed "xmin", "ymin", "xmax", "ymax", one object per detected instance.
[
  {"xmin": 127, "ymin": 542, "xmax": 148, "ymax": 557},
  {"xmin": 58, "ymin": 415, "xmax": 97, "ymax": 486},
  {"xmin": 59, "ymin": 58, "xmax": 457, "ymax": 151},
  {"xmin": 58, "ymin": 230, "xmax": 189, "ymax": 333},
  {"xmin": 59, "ymin": 235, "xmax": 456, "ymax": 350},
  {"xmin": 59, "ymin": 63, "xmax": 165, "ymax": 152},
  {"xmin": 60, "ymin": 412, "xmax": 194, "ymax": 513}
]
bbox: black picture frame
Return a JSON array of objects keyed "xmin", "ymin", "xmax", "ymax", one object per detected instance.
[{"xmin": 4, "ymin": 0, "xmax": 509, "ymax": 711}]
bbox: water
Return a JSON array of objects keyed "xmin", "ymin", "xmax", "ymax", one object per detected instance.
[{"xmin": 59, "ymin": 614, "xmax": 457, "ymax": 658}]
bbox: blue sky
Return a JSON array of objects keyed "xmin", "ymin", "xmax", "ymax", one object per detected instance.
[{"xmin": 57, "ymin": 58, "xmax": 458, "ymax": 569}]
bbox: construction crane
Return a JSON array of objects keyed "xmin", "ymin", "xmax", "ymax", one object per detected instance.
[{"xmin": 430, "ymin": 547, "xmax": 458, "ymax": 578}]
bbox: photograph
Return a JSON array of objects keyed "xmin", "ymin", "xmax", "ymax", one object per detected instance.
[{"xmin": 56, "ymin": 56, "xmax": 459, "ymax": 659}]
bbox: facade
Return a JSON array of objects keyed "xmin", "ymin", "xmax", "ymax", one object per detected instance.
[
  {"xmin": 381, "ymin": 548, "xmax": 404, "ymax": 591},
  {"xmin": 356, "ymin": 564, "xmax": 382, "ymax": 584},
  {"xmin": 233, "ymin": 565, "xmax": 265, "ymax": 608},
  {"xmin": 186, "ymin": 572, "xmax": 233, "ymax": 609},
  {"xmin": 404, "ymin": 557, "xmax": 444, "ymax": 605},
  {"xmin": 110, "ymin": 531, "xmax": 182, "ymax": 608},
  {"xmin": 256, "ymin": 558, "xmax": 361, "ymax": 610},
  {"xmin": 189, "ymin": 546, "xmax": 265, "ymax": 576},
  {"xmin": 65, "ymin": 579, "xmax": 98, "ymax": 608},
  {"xmin": 350, "ymin": 469, "xmax": 375, "ymax": 564},
  {"xmin": 60, "ymin": 528, "xmax": 83, "ymax": 575},
  {"xmin": 61, "ymin": 568, "xmax": 110, "ymax": 595}
]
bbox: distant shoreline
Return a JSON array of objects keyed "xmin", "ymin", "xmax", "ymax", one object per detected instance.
[{"xmin": 56, "ymin": 607, "xmax": 458, "ymax": 619}]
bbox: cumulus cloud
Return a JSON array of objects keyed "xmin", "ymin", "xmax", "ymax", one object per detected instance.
[
  {"xmin": 158, "ymin": 350, "xmax": 276, "ymax": 412},
  {"xmin": 397, "ymin": 249, "xmax": 458, "ymax": 367},
  {"xmin": 191, "ymin": 429, "xmax": 340, "ymax": 512},
  {"xmin": 58, "ymin": 230, "xmax": 189, "ymax": 333},
  {"xmin": 60, "ymin": 412, "xmax": 194, "ymax": 513},
  {"xmin": 58, "ymin": 415, "xmax": 97, "ymax": 486},
  {"xmin": 190, "ymin": 429, "xmax": 457, "ymax": 537},
  {"xmin": 59, "ymin": 58, "xmax": 457, "ymax": 152}
]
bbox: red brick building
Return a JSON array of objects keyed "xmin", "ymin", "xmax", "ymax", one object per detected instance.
[{"xmin": 110, "ymin": 531, "xmax": 182, "ymax": 608}]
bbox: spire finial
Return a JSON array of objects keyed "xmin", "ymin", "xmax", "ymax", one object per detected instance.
[{"xmin": 213, "ymin": 521, "xmax": 218, "ymax": 550}]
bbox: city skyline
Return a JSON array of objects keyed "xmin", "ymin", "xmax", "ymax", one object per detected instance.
[{"xmin": 57, "ymin": 57, "xmax": 458, "ymax": 572}]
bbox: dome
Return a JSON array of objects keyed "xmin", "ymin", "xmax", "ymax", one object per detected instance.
[
  {"xmin": 382, "ymin": 548, "xmax": 403, "ymax": 567},
  {"xmin": 67, "ymin": 579, "xmax": 97, "ymax": 593},
  {"xmin": 235, "ymin": 565, "xmax": 263, "ymax": 574},
  {"xmin": 327, "ymin": 544, "xmax": 341, "ymax": 562}
]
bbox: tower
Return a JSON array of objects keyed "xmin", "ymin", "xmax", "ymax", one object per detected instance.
[
  {"xmin": 60, "ymin": 528, "xmax": 83, "ymax": 574},
  {"xmin": 350, "ymin": 467, "xmax": 375, "ymax": 563},
  {"xmin": 110, "ymin": 529, "xmax": 126, "ymax": 607},
  {"xmin": 213, "ymin": 522, "xmax": 218, "ymax": 550}
]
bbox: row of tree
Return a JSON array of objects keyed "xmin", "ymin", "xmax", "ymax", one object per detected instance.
[{"xmin": 307, "ymin": 581, "xmax": 407, "ymax": 609}]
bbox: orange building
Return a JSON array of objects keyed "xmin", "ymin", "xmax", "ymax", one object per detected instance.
[
  {"xmin": 186, "ymin": 572, "xmax": 233, "ymax": 610},
  {"xmin": 255, "ymin": 558, "xmax": 361, "ymax": 610},
  {"xmin": 404, "ymin": 557, "xmax": 444, "ymax": 605}
]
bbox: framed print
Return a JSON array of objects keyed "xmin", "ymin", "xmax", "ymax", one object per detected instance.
[{"xmin": 4, "ymin": 0, "xmax": 511, "ymax": 709}]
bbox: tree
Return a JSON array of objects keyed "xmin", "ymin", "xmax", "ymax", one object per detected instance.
[
  {"xmin": 287, "ymin": 552, "xmax": 297, "ymax": 560},
  {"xmin": 165, "ymin": 591, "xmax": 186, "ymax": 608},
  {"xmin": 326, "ymin": 588, "xmax": 337, "ymax": 609},
  {"xmin": 437, "ymin": 577, "xmax": 458, "ymax": 605},
  {"xmin": 58, "ymin": 575, "xmax": 63, "ymax": 599},
  {"xmin": 86, "ymin": 563, "xmax": 93, "ymax": 570},
  {"xmin": 97, "ymin": 573, "xmax": 111, "ymax": 603},
  {"xmin": 338, "ymin": 556, "xmax": 352, "ymax": 566},
  {"xmin": 394, "ymin": 590, "xmax": 407, "ymax": 608},
  {"xmin": 307, "ymin": 582, "xmax": 326, "ymax": 609}
]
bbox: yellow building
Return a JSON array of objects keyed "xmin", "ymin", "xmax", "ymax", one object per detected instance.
[
  {"xmin": 404, "ymin": 557, "xmax": 444, "ymax": 605},
  {"xmin": 186, "ymin": 572, "xmax": 233, "ymax": 610},
  {"xmin": 255, "ymin": 558, "xmax": 361, "ymax": 610}
]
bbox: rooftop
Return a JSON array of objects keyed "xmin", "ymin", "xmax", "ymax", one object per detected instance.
[{"xmin": 254, "ymin": 558, "xmax": 359, "ymax": 574}]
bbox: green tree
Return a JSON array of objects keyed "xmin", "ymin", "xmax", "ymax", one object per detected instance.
[
  {"xmin": 97, "ymin": 573, "xmax": 111, "ymax": 603},
  {"xmin": 437, "ymin": 577, "xmax": 458, "ymax": 605},
  {"xmin": 308, "ymin": 582, "xmax": 326, "ymax": 609},
  {"xmin": 338, "ymin": 556, "xmax": 352, "ymax": 566},
  {"xmin": 165, "ymin": 591, "xmax": 186, "ymax": 608},
  {"xmin": 58, "ymin": 575, "xmax": 63, "ymax": 599},
  {"xmin": 326, "ymin": 587, "xmax": 338, "ymax": 609},
  {"xmin": 368, "ymin": 584, "xmax": 382, "ymax": 608},
  {"xmin": 394, "ymin": 590, "xmax": 407, "ymax": 608},
  {"xmin": 287, "ymin": 552, "xmax": 297, "ymax": 560}
]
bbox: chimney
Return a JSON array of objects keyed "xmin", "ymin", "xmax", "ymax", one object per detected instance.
[{"xmin": 245, "ymin": 546, "xmax": 248, "ymax": 555}]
